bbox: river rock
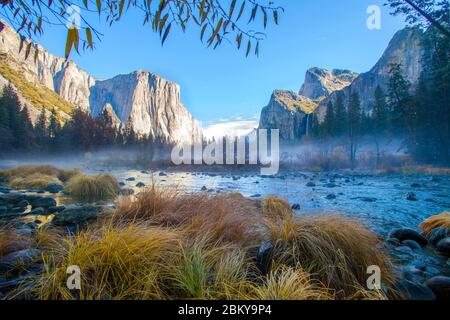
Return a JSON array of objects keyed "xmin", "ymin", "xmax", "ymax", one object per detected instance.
[
  {"xmin": 395, "ymin": 279, "xmax": 436, "ymax": 300},
  {"xmin": 28, "ymin": 207, "xmax": 45, "ymax": 216},
  {"xmin": 136, "ymin": 182, "xmax": 145, "ymax": 187},
  {"xmin": 429, "ymin": 228, "xmax": 450, "ymax": 246},
  {"xmin": 159, "ymin": 172, "xmax": 167, "ymax": 176},
  {"xmin": 201, "ymin": 186, "xmax": 207, "ymax": 191},
  {"xmin": 0, "ymin": 249, "xmax": 41, "ymax": 274},
  {"xmin": 326, "ymin": 194, "xmax": 336, "ymax": 200},
  {"xmin": 51, "ymin": 205, "xmax": 102, "ymax": 226},
  {"xmin": 406, "ymin": 192, "xmax": 417, "ymax": 201},
  {"xmin": 0, "ymin": 186, "xmax": 11, "ymax": 194},
  {"xmin": 0, "ymin": 206, "xmax": 7, "ymax": 214},
  {"xmin": 291, "ymin": 203, "xmax": 301, "ymax": 210},
  {"xmin": 402, "ymin": 239, "xmax": 422, "ymax": 250},
  {"xmin": 424, "ymin": 276, "xmax": 450, "ymax": 300},
  {"xmin": 126, "ymin": 177, "xmax": 136, "ymax": 181},
  {"xmin": 119, "ymin": 188, "xmax": 134, "ymax": 196},
  {"xmin": 48, "ymin": 206, "xmax": 66, "ymax": 214},
  {"xmin": 389, "ymin": 228, "xmax": 428, "ymax": 247},
  {"xmin": 30, "ymin": 197, "xmax": 56, "ymax": 208},
  {"xmin": 306, "ymin": 182, "xmax": 316, "ymax": 187},
  {"xmin": 45, "ymin": 183, "xmax": 64, "ymax": 194},
  {"xmin": 0, "ymin": 193, "xmax": 24, "ymax": 206},
  {"xmin": 436, "ymin": 237, "xmax": 450, "ymax": 256}
]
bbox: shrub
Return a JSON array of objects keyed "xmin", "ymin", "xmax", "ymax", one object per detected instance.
[
  {"xmin": 420, "ymin": 212, "xmax": 450, "ymax": 237},
  {"xmin": 65, "ymin": 174, "xmax": 120, "ymax": 201}
]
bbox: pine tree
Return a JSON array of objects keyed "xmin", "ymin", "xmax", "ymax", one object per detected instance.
[
  {"xmin": 323, "ymin": 100, "xmax": 335, "ymax": 137},
  {"xmin": 373, "ymin": 86, "xmax": 389, "ymax": 133},
  {"xmin": 388, "ymin": 63, "xmax": 413, "ymax": 133},
  {"xmin": 372, "ymin": 86, "xmax": 389, "ymax": 167},
  {"xmin": 334, "ymin": 92, "xmax": 347, "ymax": 136},
  {"xmin": 348, "ymin": 91, "xmax": 362, "ymax": 169},
  {"xmin": 35, "ymin": 108, "xmax": 48, "ymax": 148}
]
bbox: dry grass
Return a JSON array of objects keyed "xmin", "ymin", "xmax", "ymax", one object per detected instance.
[
  {"xmin": 1, "ymin": 165, "xmax": 60, "ymax": 179},
  {"xmin": 27, "ymin": 222, "xmax": 180, "ymax": 300},
  {"xmin": 9, "ymin": 173, "xmax": 62, "ymax": 190},
  {"xmin": 6, "ymin": 183, "xmax": 395, "ymax": 300},
  {"xmin": 419, "ymin": 211, "xmax": 450, "ymax": 238},
  {"xmin": 243, "ymin": 265, "xmax": 331, "ymax": 300},
  {"xmin": 263, "ymin": 213, "xmax": 394, "ymax": 298},
  {"xmin": 57, "ymin": 168, "xmax": 82, "ymax": 183},
  {"xmin": 114, "ymin": 186, "xmax": 262, "ymax": 246},
  {"xmin": 65, "ymin": 174, "xmax": 120, "ymax": 201}
]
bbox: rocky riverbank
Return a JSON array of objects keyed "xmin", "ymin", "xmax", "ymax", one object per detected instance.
[{"xmin": 0, "ymin": 165, "xmax": 449, "ymax": 300}]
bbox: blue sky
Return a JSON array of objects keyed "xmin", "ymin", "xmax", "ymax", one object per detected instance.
[{"xmin": 34, "ymin": 0, "xmax": 405, "ymax": 130}]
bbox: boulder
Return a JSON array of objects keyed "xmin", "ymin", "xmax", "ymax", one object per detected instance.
[
  {"xmin": 0, "ymin": 186, "xmax": 11, "ymax": 194},
  {"xmin": 0, "ymin": 249, "xmax": 41, "ymax": 274},
  {"xmin": 30, "ymin": 197, "xmax": 56, "ymax": 208},
  {"xmin": 119, "ymin": 188, "xmax": 134, "ymax": 196},
  {"xmin": 51, "ymin": 205, "xmax": 102, "ymax": 226},
  {"xmin": 388, "ymin": 228, "xmax": 428, "ymax": 247},
  {"xmin": 0, "ymin": 193, "xmax": 24, "ymax": 206},
  {"xmin": 45, "ymin": 184, "xmax": 64, "ymax": 194},
  {"xmin": 406, "ymin": 192, "xmax": 417, "ymax": 201},
  {"xmin": 429, "ymin": 228, "xmax": 450, "ymax": 246},
  {"xmin": 47, "ymin": 206, "xmax": 66, "ymax": 214},
  {"xmin": 402, "ymin": 239, "xmax": 422, "ymax": 250},
  {"xmin": 424, "ymin": 276, "xmax": 450, "ymax": 300},
  {"xmin": 436, "ymin": 237, "xmax": 450, "ymax": 256},
  {"xmin": 395, "ymin": 279, "xmax": 436, "ymax": 300},
  {"xmin": 28, "ymin": 207, "xmax": 45, "ymax": 216}
]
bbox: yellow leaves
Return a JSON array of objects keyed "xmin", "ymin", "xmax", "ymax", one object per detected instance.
[{"xmin": 65, "ymin": 25, "xmax": 79, "ymax": 59}]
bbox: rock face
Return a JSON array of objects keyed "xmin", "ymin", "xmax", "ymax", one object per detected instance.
[
  {"xmin": 0, "ymin": 19, "xmax": 202, "ymax": 144},
  {"xmin": 259, "ymin": 90, "xmax": 316, "ymax": 141},
  {"xmin": 89, "ymin": 71, "xmax": 202, "ymax": 142},
  {"xmin": 316, "ymin": 28, "xmax": 427, "ymax": 120},
  {"xmin": 299, "ymin": 68, "xmax": 358, "ymax": 100}
]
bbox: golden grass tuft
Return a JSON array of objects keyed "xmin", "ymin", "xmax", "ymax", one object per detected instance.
[
  {"xmin": 262, "ymin": 196, "xmax": 293, "ymax": 221},
  {"xmin": 115, "ymin": 187, "xmax": 262, "ymax": 246},
  {"xmin": 9, "ymin": 173, "xmax": 62, "ymax": 190},
  {"xmin": 28, "ymin": 222, "xmax": 181, "ymax": 300},
  {"xmin": 243, "ymin": 265, "xmax": 331, "ymax": 300},
  {"xmin": 57, "ymin": 168, "xmax": 82, "ymax": 183},
  {"xmin": 65, "ymin": 174, "xmax": 120, "ymax": 201},
  {"xmin": 419, "ymin": 211, "xmax": 450, "ymax": 237},
  {"xmin": 263, "ymin": 214, "xmax": 394, "ymax": 298},
  {"xmin": 1, "ymin": 165, "xmax": 60, "ymax": 179}
]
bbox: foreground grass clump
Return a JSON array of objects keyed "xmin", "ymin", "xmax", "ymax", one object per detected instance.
[
  {"xmin": 9, "ymin": 174, "xmax": 62, "ymax": 190},
  {"xmin": 262, "ymin": 207, "xmax": 394, "ymax": 298},
  {"xmin": 27, "ymin": 223, "xmax": 180, "ymax": 300},
  {"xmin": 115, "ymin": 186, "xmax": 262, "ymax": 245},
  {"xmin": 12, "ymin": 185, "xmax": 394, "ymax": 300},
  {"xmin": 420, "ymin": 211, "xmax": 450, "ymax": 237},
  {"xmin": 65, "ymin": 174, "xmax": 120, "ymax": 201}
]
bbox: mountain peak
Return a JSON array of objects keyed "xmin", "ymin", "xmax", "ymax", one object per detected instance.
[{"xmin": 299, "ymin": 67, "xmax": 358, "ymax": 100}]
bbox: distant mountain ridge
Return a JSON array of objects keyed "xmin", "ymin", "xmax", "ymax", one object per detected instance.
[
  {"xmin": 0, "ymin": 19, "xmax": 202, "ymax": 144},
  {"xmin": 260, "ymin": 27, "xmax": 429, "ymax": 141}
]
